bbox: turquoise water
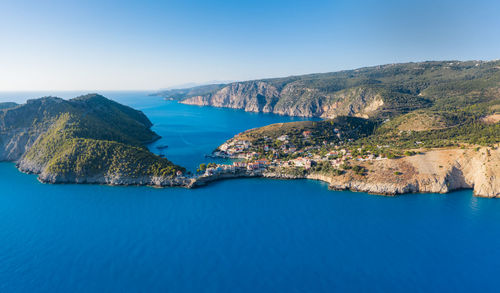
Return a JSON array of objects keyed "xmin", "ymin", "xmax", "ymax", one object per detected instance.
[{"xmin": 1, "ymin": 92, "xmax": 500, "ymax": 292}]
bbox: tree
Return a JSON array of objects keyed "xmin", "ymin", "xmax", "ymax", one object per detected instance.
[{"xmin": 197, "ymin": 163, "xmax": 207, "ymax": 173}]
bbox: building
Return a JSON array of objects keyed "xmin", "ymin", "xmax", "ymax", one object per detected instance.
[
  {"xmin": 233, "ymin": 161, "xmax": 247, "ymax": 168},
  {"xmin": 277, "ymin": 135, "xmax": 289, "ymax": 141},
  {"xmin": 255, "ymin": 159, "xmax": 270, "ymax": 167},
  {"xmin": 247, "ymin": 163, "xmax": 261, "ymax": 171},
  {"xmin": 292, "ymin": 157, "xmax": 315, "ymax": 170}
]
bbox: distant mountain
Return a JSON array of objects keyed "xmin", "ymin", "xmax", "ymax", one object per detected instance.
[
  {"xmin": 176, "ymin": 60, "xmax": 500, "ymax": 119},
  {"xmin": 152, "ymin": 82, "xmax": 234, "ymax": 100},
  {"xmin": 152, "ymin": 84, "xmax": 227, "ymax": 100},
  {"xmin": 0, "ymin": 94, "xmax": 186, "ymax": 186}
]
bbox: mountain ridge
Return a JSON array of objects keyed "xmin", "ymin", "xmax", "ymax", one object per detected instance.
[{"xmin": 162, "ymin": 60, "xmax": 500, "ymax": 119}]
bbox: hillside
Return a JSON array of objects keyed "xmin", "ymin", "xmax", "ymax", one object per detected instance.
[
  {"xmin": 0, "ymin": 94, "xmax": 186, "ymax": 186},
  {"xmin": 228, "ymin": 117, "xmax": 375, "ymax": 149},
  {"xmin": 177, "ymin": 60, "xmax": 500, "ymax": 119}
]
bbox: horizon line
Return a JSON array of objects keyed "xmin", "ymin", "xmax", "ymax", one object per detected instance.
[{"xmin": 1, "ymin": 58, "xmax": 498, "ymax": 93}]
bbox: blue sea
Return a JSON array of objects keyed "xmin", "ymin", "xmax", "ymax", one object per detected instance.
[{"xmin": 1, "ymin": 91, "xmax": 500, "ymax": 292}]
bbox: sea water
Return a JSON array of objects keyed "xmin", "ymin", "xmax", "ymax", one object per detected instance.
[{"xmin": 0, "ymin": 92, "xmax": 499, "ymax": 292}]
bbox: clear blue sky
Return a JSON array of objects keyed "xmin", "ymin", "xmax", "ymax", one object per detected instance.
[{"xmin": 0, "ymin": 0, "xmax": 499, "ymax": 91}]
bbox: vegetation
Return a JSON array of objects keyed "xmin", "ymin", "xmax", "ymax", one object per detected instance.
[
  {"xmin": 352, "ymin": 165, "xmax": 367, "ymax": 176},
  {"xmin": 197, "ymin": 163, "xmax": 207, "ymax": 173}
]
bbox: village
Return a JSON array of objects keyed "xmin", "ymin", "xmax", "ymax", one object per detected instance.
[{"xmin": 201, "ymin": 129, "xmax": 389, "ymax": 178}]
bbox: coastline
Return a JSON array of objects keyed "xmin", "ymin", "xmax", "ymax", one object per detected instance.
[{"xmin": 14, "ymin": 144, "xmax": 498, "ymax": 198}]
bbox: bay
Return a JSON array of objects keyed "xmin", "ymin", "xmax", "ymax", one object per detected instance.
[{"xmin": 0, "ymin": 92, "xmax": 499, "ymax": 293}]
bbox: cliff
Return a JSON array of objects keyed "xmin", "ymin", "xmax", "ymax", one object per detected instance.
[
  {"xmin": 0, "ymin": 94, "xmax": 185, "ymax": 186},
  {"xmin": 181, "ymin": 81, "xmax": 386, "ymax": 118},
  {"xmin": 180, "ymin": 60, "xmax": 500, "ymax": 119}
]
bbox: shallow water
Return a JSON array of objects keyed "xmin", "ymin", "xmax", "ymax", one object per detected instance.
[{"xmin": 0, "ymin": 92, "xmax": 498, "ymax": 292}]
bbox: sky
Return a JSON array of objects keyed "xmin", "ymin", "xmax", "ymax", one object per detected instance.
[{"xmin": 0, "ymin": 0, "xmax": 499, "ymax": 91}]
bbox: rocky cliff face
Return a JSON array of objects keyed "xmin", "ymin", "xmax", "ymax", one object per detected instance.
[
  {"xmin": 181, "ymin": 81, "xmax": 385, "ymax": 118},
  {"xmin": 0, "ymin": 127, "xmax": 48, "ymax": 161}
]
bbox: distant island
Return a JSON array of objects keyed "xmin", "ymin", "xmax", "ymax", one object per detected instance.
[{"xmin": 2, "ymin": 60, "xmax": 499, "ymax": 197}]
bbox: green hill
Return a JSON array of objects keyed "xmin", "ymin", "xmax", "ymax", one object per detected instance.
[{"xmin": 0, "ymin": 94, "xmax": 185, "ymax": 184}]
